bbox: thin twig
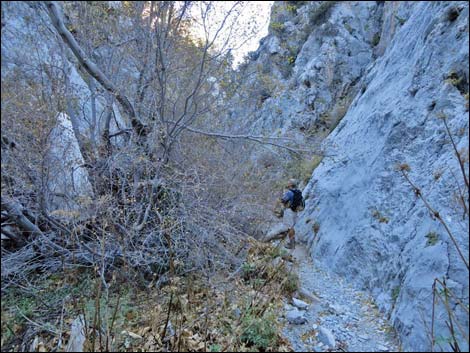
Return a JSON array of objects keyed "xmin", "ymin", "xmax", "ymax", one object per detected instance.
[
  {"xmin": 442, "ymin": 116, "xmax": 469, "ymax": 189},
  {"xmin": 401, "ymin": 171, "xmax": 469, "ymax": 270}
]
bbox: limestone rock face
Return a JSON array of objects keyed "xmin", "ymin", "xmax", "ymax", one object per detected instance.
[
  {"xmin": 235, "ymin": 1, "xmax": 469, "ymax": 351},
  {"xmin": 230, "ymin": 1, "xmax": 384, "ymax": 141},
  {"xmin": 293, "ymin": 2, "xmax": 469, "ymax": 351}
]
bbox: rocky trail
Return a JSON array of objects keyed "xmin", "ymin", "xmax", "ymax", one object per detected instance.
[{"xmin": 281, "ymin": 244, "xmax": 401, "ymax": 352}]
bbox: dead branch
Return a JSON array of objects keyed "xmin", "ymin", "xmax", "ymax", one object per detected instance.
[{"xmin": 401, "ymin": 171, "xmax": 469, "ymax": 270}]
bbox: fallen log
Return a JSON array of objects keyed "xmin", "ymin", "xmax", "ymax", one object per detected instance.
[
  {"xmin": 1, "ymin": 196, "xmax": 44, "ymax": 236},
  {"xmin": 263, "ymin": 223, "xmax": 289, "ymax": 242}
]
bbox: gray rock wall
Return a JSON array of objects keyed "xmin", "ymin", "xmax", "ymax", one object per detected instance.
[
  {"xmin": 230, "ymin": 1, "xmax": 384, "ymax": 140},
  {"xmin": 235, "ymin": 1, "xmax": 468, "ymax": 351},
  {"xmin": 294, "ymin": 2, "xmax": 469, "ymax": 351}
]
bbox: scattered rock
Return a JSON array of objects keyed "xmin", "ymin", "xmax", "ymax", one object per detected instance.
[
  {"xmin": 66, "ymin": 315, "xmax": 86, "ymax": 352},
  {"xmin": 282, "ymin": 246, "xmax": 400, "ymax": 352},
  {"xmin": 292, "ymin": 297, "xmax": 309, "ymax": 310},
  {"xmin": 317, "ymin": 327, "xmax": 336, "ymax": 348},
  {"xmin": 122, "ymin": 330, "xmax": 143, "ymax": 339},
  {"xmin": 377, "ymin": 344, "xmax": 390, "ymax": 351},
  {"xmin": 286, "ymin": 309, "xmax": 308, "ymax": 325},
  {"xmin": 297, "ymin": 287, "xmax": 320, "ymax": 302},
  {"xmin": 233, "ymin": 307, "xmax": 241, "ymax": 319},
  {"xmin": 271, "ymin": 257, "xmax": 282, "ymax": 267},
  {"xmin": 329, "ymin": 303, "xmax": 344, "ymax": 315},
  {"xmin": 357, "ymin": 334, "xmax": 369, "ymax": 341}
]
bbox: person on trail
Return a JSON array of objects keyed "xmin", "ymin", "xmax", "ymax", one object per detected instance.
[{"xmin": 280, "ymin": 179, "xmax": 304, "ymax": 249}]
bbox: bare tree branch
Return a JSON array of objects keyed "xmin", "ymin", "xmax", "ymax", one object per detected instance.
[{"xmin": 166, "ymin": 120, "xmax": 325, "ymax": 155}]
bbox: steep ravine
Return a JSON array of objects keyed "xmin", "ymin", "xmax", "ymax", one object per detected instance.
[
  {"xmin": 2, "ymin": 1, "xmax": 468, "ymax": 351},
  {"xmin": 244, "ymin": 1, "xmax": 469, "ymax": 351}
]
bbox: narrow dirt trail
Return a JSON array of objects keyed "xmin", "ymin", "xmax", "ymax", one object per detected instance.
[{"xmin": 281, "ymin": 244, "xmax": 401, "ymax": 352}]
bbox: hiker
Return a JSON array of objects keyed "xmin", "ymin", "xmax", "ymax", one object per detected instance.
[{"xmin": 280, "ymin": 178, "xmax": 304, "ymax": 249}]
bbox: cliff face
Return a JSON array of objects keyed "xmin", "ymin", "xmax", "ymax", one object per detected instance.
[
  {"xmin": 240, "ymin": 1, "xmax": 469, "ymax": 351},
  {"xmin": 230, "ymin": 2, "xmax": 385, "ymax": 140}
]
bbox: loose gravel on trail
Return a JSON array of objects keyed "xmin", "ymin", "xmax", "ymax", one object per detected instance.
[{"xmin": 281, "ymin": 244, "xmax": 401, "ymax": 352}]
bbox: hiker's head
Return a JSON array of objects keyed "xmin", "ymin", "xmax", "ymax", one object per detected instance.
[{"xmin": 287, "ymin": 179, "xmax": 297, "ymax": 189}]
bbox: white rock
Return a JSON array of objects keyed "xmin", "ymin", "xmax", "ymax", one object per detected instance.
[
  {"xmin": 265, "ymin": 36, "xmax": 282, "ymax": 55},
  {"xmin": 66, "ymin": 315, "xmax": 86, "ymax": 352},
  {"xmin": 317, "ymin": 327, "xmax": 336, "ymax": 348},
  {"xmin": 286, "ymin": 309, "xmax": 308, "ymax": 325},
  {"xmin": 297, "ymin": 287, "xmax": 319, "ymax": 302},
  {"xmin": 292, "ymin": 297, "xmax": 309, "ymax": 310}
]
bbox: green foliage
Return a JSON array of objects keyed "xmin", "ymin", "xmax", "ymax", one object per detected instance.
[
  {"xmin": 284, "ymin": 155, "xmax": 324, "ymax": 186},
  {"xmin": 1, "ymin": 272, "xmax": 94, "ymax": 348},
  {"xmin": 1, "ymin": 290, "xmax": 37, "ymax": 344},
  {"xmin": 372, "ymin": 33, "xmax": 381, "ymax": 47},
  {"xmin": 270, "ymin": 22, "xmax": 285, "ymax": 33},
  {"xmin": 285, "ymin": 4, "xmax": 298, "ymax": 14},
  {"xmin": 372, "ymin": 209, "xmax": 389, "ymax": 224},
  {"xmin": 219, "ymin": 77, "xmax": 237, "ymax": 100},
  {"xmin": 242, "ymin": 262, "xmax": 257, "ymax": 281},
  {"xmin": 287, "ymin": 44, "xmax": 300, "ymax": 58},
  {"xmin": 282, "ymin": 272, "xmax": 299, "ymax": 294},
  {"xmin": 209, "ymin": 344, "xmax": 222, "ymax": 352},
  {"xmin": 395, "ymin": 15, "xmax": 406, "ymax": 26},
  {"xmin": 313, "ymin": 221, "xmax": 320, "ymax": 235},
  {"xmin": 391, "ymin": 286, "xmax": 400, "ymax": 302},
  {"xmin": 425, "ymin": 232, "xmax": 439, "ymax": 247},
  {"xmin": 287, "ymin": 55, "xmax": 296, "ymax": 65},
  {"xmin": 344, "ymin": 23, "xmax": 353, "ymax": 34},
  {"xmin": 309, "ymin": 2, "xmax": 338, "ymax": 25},
  {"xmin": 240, "ymin": 307, "xmax": 279, "ymax": 350}
]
